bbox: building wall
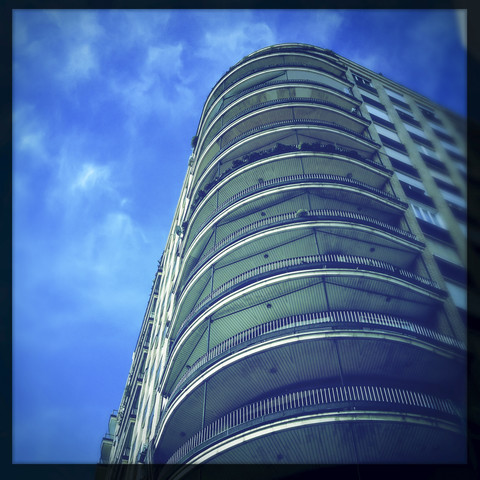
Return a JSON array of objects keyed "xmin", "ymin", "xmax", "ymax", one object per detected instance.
[{"xmin": 100, "ymin": 44, "xmax": 467, "ymax": 468}]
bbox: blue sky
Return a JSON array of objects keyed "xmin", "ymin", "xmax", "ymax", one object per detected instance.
[{"xmin": 12, "ymin": 9, "xmax": 466, "ymax": 463}]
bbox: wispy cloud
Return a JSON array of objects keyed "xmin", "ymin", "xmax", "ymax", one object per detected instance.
[
  {"xmin": 70, "ymin": 162, "xmax": 113, "ymax": 193},
  {"xmin": 197, "ymin": 20, "xmax": 276, "ymax": 62},
  {"xmin": 62, "ymin": 43, "xmax": 98, "ymax": 80},
  {"xmin": 14, "ymin": 103, "xmax": 49, "ymax": 164},
  {"xmin": 310, "ymin": 10, "xmax": 345, "ymax": 47}
]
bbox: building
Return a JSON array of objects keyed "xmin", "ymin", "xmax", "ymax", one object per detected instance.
[{"xmin": 99, "ymin": 43, "xmax": 467, "ymax": 470}]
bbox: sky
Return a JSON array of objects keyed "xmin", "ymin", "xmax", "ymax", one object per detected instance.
[{"xmin": 12, "ymin": 9, "xmax": 467, "ymax": 464}]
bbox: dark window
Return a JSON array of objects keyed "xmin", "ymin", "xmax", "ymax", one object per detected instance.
[
  {"xmin": 447, "ymin": 150, "xmax": 466, "ymax": 163},
  {"xmin": 379, "ymin": 134, "xmax": 407, "ymax": 152},
  {"xmin": 353, "ymin": 73, "xmax": 374, "ymax": 89},
  {"xmin": 433, "ymin": 129, "xmax": 456, "ymax": 144},
  {"xmin": 433, "ymin": 178, "xmax": 462, "ymax": 196},
  {"xmin": 399, "ymin": 180, "xmax": 435, "ymax": 206},
  {"xmin": 420, "ymin": 153, "xmax": 448, "ymax": 172},
  {"xmin": 435, "ymin": 257, "xmax": 467, "ymax": 285},
  {"xmin": 396, "ymin": 109, "xmax": 421, "ymax": 127},
  {"xmin": 361, "ymin": 95, "xmax": 386, "ymax": 111},
  {"xmin": 410, "ymin": 133, "xmax": 434, "ymax": 148},
  {"xmin": 448, "ymin": 203, "xmax": 467, "ymax": 222},
  {"xmin": 419, "ymin": 106, "xmax": 442, "ymax": 125},
  {"xmin": 418, "ymin": 220, "xmax": 454, "ymax": 245},
  {"xmin": 389, "ymin": 158, "xmax": 420, "ymax": 177},
  {"xmin": 389, "ymin": 96, "xmax": 411, "ymax": 109},
  {"xmin": 371, "ymin": 114, "xmax": 396, "ymax": 130}
]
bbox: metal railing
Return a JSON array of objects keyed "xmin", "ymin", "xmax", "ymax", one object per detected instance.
[
  {"xmin": 167, "ymin": 310, "xmax": 465, "ymax": 402},
  {"xmin": 204, "ymin": 79, "xmax": 360, "ymax": 129},
  {"xmin": 182, "ymin": 209, "xmax": 421, "ymax": 292},
  {"xmin": 173, "ymin": 253, "xmax": 445, "ymax": 347},
  {"xmin": 202, "ymin": 96, "xmax": 369, "ymax": 151},
  {"xmin": 191, "ymin": 173, "xmax": 406, "ymax": 243},
  {"xmin": 190, "ymin": 145, "xmax": 392, "ymax": 218},
  {"xmin": 219, "ymin": 118, "xmax": 380, "ymax": 155},
  {"xmin": 206, "ymin": 61, "xmax": 350, "ymax": 114},
  {"xmin": 166, "ymin": 384, "xmax": 460, "ymax": 464}
]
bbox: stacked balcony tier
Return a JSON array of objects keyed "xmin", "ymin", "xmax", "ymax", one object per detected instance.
[{"xmin": 153, "ymin": 46, "xmax": 466, "ymax": 466}]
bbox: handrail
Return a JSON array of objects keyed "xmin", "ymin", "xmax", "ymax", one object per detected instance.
[
  {"xmin": 218, "ymin": 118, "xmax": 380, "ymax": 156},
  {"xmin": 202, "ymin": 78, "xmax": 360, "ymax": 131},
  {"xmin": 173, "ymin": 253, "xmax": 446, "ymax": 348},
  {"xmin": 203, "ymin": 96, "xmax": 367, "ymax": 149},
  {"xmin": 190, "ymin": 145, "xmax": 391, "ymax": 217},
  {"xmin": 193, "ymin": 118, "xmax": 382, "ymax": 191},
  {"xmin": 166, "ymin": 384, "xmax": 460, "ymax": 464},
  {"xmin": 205, "ymin": 60, "xmax": 350, "ymax": 116},
  {"xmin": 167, "ymin": 310, "xmax": 465, "ymax": 402},
  {"xmin": 189, "ymin": 173, "xmax": 406, "ymax": 243},
  {"xmin": 182, "ymin": 209, "xmax": 421, "ymax": 291}
]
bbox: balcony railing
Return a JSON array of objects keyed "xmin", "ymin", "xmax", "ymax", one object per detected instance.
[
  {"xmin": 190, "ymin": 173, "xmax": 406, "ymax": 241},
  {"xmin": 203, "ymin": 79, "xmax": 360, "ymax": 130},
  {"xmin": 166, "ymin": 309, "xmax": 465, "ymax": 402},
  {"xmin": 182, "ymin": 209, "xmax": 421, "ymax": 292},
  {"xmin": 202, "ymin": 97, "xmax": 369, "ymax": 150},
  {"xmin": 191, "ymin": 143, "xmax": 391, "ymax": 213},
  {"xmin": 207, "ymin": 61, "xmax": 351, "ymax": 113},
  {"xmin": 172, "ymin": 253, "xmax": 446, "ymax": 349},
  {"xmin": 218, "ymin": 118, "xmax": 380, "ymax": 155},
  {"xmin": 166, "ymin": 384, "xmax": 461, "ymax": 464}
]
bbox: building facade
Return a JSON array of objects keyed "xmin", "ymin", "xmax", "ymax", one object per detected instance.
[{"xmin": 100, "ymin": 44, "xmax": 467, "ymax": 469}]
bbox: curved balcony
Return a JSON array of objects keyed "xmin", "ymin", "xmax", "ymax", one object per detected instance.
[
  {"xmin": 202, "ymin": 78, "xmax": 361, "ymax": 132},
  {"xmin": 201, "ymin": 91, "xmax": 368, "ymax": 151},
  {"xmin": 166, "ymin": 310, "xmax": 465, "ymax": 406},
  {"xmin": 163, "ymin": 384, "xmax": 462, "ymax": 464},
  {"xmin": 191, "ymin": 144, "xmax": 391, "ymax": 209},
  {"xmin": 179, "ymin": 209, "xmax": 423, "ymax": 298},
  {"xmin": 171, "ymin": 254, "xmax": 445, "ymax": 349},
  {"xmin": 185, "ymin": 173, "xmax": 407, "ymax": 254},
  {"xmin": 204, "ymin": 53, "xmax": 351, "ymax": 116},
  {"xmin": 194, "ymin": 119, "xmax": 382, "ymax": 181}
]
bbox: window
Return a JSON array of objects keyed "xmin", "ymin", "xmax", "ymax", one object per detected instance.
[
  {"xmin": 359, "ymin": 88, "xmax": 380, "ymax": 101},
  {"xmin": 384, "ymin": 146, "xmax": 412, "ymax": 165},
  {"xmin": 384, "ymin": 87, "xmax": 405, "ymax": 101},
  {"xmin": 396, "ymin": 171, "xmax": 425, "ymax": 190},
  {"xmin": 375, "ymin": 125, "xmax": 401, "ymax": 142},
  {"xmin": 417, "ymin": 144, "xmax": 440, "ymax": 161},
  {"xmin": 353, "ymin": 73, "xmax": 372, "ymax": 87},
  {"xmin": 430, "ymin": 169, "xmax": 455, "ymax": 185},
  {"xmin": 404, "ymin": 122, "xmax": 427, "ymax": 138},
  {"xmin": 440, "ymin": 189, "xmax": 466, "ymax": 208},
  {"xmin": 417, "ymin": 104, "xmax": 441, "ymax": 123},
  {"xmin": 445, "ymin": 281, "xmax": 467, "ymax": 311},
  {"xmin": 361, "ymin": 94, "xmax": 387, "ymax": 110},
  {"xmin": 396, "ymin": 109, "xmax": 421, "ymax": 127},
  {"xmin": 411, "ymin": 203, "xmax": 446, "ymax": 229},
  {"xmin": 440, "ymin": 139, "xmax": 464, "ymax": 156},
  {"xmin": 365, "ymin": 104, "xmax": 391, "ymax": 121},
  {"xmin": 428, "ymin": 121, "xmax": 449, "ymax": 135},
  {"xmin": 395, "ymin": 105, "xmax": 415, "ymax": 117},
  {"xmin": 390, "ymin": 158, "xmax": 419, "ymax": 177}
]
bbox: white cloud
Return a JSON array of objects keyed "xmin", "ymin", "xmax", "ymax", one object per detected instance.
[
  {"xmin": 46, "ymin": 10, "xmax": 104, "ymax": 43},
  {"xmin": 63, "ymin": 43, "xmax": 98, "ymax": 80},
  {"xmin": 13, "ymin": 103, "xmax": 49, "ymax": 165},
  {"xmin": 71, "ymin": 162, "xmax": 111, "ymax": 192},
  {"xmin": 310, "ymin": 11, "xmax": 345, "ymax": 47},
  {"xmin": 146, "ymin": 43, "xmax": 184, "ymax": 77},
  {"xmin": 198, "ymin": 22, "xmax": 276, "ymax": 62}
]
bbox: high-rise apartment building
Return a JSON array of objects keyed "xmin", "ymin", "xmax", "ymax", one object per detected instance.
[{"xmin": 100, "ymin": 43, "xmax": 467, "ymax": 469}]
